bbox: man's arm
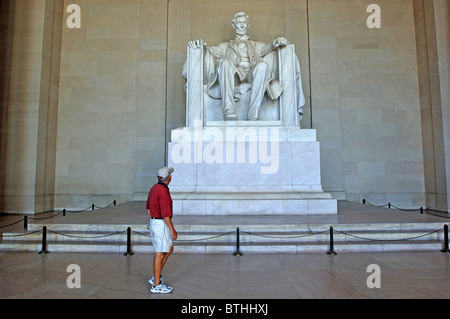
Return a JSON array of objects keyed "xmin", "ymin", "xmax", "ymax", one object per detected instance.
[{"xmin": 164, "ymin": 216, "xmax": 178, "ymax": 241}]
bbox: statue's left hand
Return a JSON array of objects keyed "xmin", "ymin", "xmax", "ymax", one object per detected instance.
[
  {"xmin": 273, "ymin": 37, "xmax": 289, "ymax": 48},
  {"xmin": 188, "ymin": 39, "xmax": 207, "ymax": 49}
]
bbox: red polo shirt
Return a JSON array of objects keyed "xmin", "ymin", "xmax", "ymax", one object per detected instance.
[{"xmin": 146, "ymin": 182, "xmax": 173, "ymax": 219}]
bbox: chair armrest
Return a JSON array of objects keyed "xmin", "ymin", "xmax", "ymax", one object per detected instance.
[{"xmin": 185, "ymin": 46, "xmax": 204, "ymax": 127}]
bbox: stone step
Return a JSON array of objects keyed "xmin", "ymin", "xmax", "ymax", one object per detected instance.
[
  {"xmin": 1, "ymin": 227, "xmax": 446, "ymax": 254},
  {"xmin": 2, "ymin": 227, "xmax": 444, "ymax": 243},
  {"xmin": 25, "ymin": 221, "xmax": 445, "ymax": 232},
  {"xmin": 1, "ymin": 218, "xmax": 447, "ymax": 254},
  {"xmin": 0, "ymin": 238, "xmax": 443, "ymax": 254}
]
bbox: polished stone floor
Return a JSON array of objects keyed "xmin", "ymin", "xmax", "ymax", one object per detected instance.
[{"xmin": 1, "ymin": 250, "xmax": 450, "ymax": 299}]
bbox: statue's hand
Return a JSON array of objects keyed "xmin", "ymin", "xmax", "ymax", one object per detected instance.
[
  {"xmin": 188, "ymin": 39, "xmax": 207, "ymax": 49},
  {"xmin": 273, "ymin": 37, "xmax": 289, "ymax": 48}
]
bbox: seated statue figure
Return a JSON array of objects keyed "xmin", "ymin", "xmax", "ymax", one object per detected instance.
[{"xmin": 187, "ymin": 11, "xmax": 291, "ymax": 121}]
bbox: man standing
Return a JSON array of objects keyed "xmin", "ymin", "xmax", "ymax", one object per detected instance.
[{"xmin": 146, "ymin": 167, "xmax": 178, "ymax": 294}]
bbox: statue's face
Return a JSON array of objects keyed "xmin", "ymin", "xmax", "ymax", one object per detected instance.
[{"xmin": 233, "ymin": 16, "xmax": 249, "ymax": 35}]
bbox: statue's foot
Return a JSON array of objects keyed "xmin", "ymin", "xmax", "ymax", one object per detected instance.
[
  {"xmin": 224, "ymin": 113, "xmax": 237, "ymax": 121},
  {"xmin": 247, "ymin": 111, "xmax": 259, "ymax": 121}
]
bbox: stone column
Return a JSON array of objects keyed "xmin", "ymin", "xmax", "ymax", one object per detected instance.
[
  {"xmin": 414, "ymin": 0, "xmax": 450, "ymax": 212},
  {"xmin": 3, "ymin": 0, "xmax": 63, "ymax": 214},
  {"xmin": 0, "ymin": 0, "xmax": 15, "ymax": 212},
  {"xmin": 433, "ymin": 0, "xmax": 450, "ymax": 212}
]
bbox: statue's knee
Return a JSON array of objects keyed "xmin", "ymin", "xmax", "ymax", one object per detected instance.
[
  {"xmin": 253, "ymin": 62, "xmax": 269, "ymax": 76},
  {"xmin": 255, "ymin": 61, "xmax": 269, "ymax": 70},
  {"xmin": 219, "ymin": 59, "xmax": 234, "ymax": 72}
]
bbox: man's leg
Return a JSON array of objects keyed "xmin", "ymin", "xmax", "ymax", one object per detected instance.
[
  {"xmin": 160, "ymin": 245, "xmax": 174, "ymax": 274},
  {"xmin": 153, "ymin": 245, "xmax": 173, "ymax": 284},
  {"xmin": 247, "ymin": 62, "xmax": 270, "ymax": 120},
  {"xmin": 153, "ymin": 252, "xmax": 166, "ymax": 286}
]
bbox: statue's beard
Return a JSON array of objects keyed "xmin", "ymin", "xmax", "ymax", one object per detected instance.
[{"xmin": 235, "ymin": 29, "xmax": 247, "ymax": 36}]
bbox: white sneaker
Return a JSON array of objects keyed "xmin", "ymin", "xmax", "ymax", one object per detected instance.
[
  {"xmin": 150, "ymin": 282, "xmax": 173, "ymax": 294},
  {"xmin": 149, "ymin": 275, "xmax": 164, "ymax": 285}
]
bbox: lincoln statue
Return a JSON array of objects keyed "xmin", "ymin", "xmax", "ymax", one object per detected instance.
[{"xmin": 187, "ymin": 11, "xmax": 290, "ymax": 121}]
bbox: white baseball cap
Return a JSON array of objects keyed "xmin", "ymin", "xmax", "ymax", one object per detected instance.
[{"xmin": 157, "ymin": 167, "xmax": 174, "ymax": 179}]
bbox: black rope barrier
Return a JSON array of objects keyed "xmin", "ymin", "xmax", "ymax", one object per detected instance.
[
  {"xmin": 0, "ymin": 218, "xmax": 25, "ymax": 229},
  {"xmin": 1, "ymin": 229, "xmax": 42, "ymax": 238},
  {"xmin": 62, "ymin": 200, "xmax": 117, "ymax": 214},
  {"xmin": 0, "ymin": 201, "xmax": 118, "ymax": 231},
  {"xmin": 131, "ymin": 229, "xmax": 236, "ymax": 242},
  {"xmin": 362, "ymin": 199, "xmax": 450, "ymax": 218},
  {"xmin": 327, "ymin": 226, "xmax": 337, "ymax": 255},
  {"xmin": 38, "ymin": 226, "xmax": 49, "ymax": 254},
  {"xmin": 333, "ymin": 227, "xmax": 443, "ymax": 242},
  {"xmin": 2, "ymin": 219, "xmax": 449, "ymax": 256},
  {"xmin": 240, "ymin": 228, "xmax": 329, "ymax": 239},
  {"xmin": 242, "ymin": 225, "xmax": 448, "ymax": 255},
  {"xmin": 233, "ymin": 227, "xmax": 243, "ymax": 256},
  {"xmin": 422, "ymin": 209, "xmax": 450, "ymax": 219},
  {"xmin": 130, "ymin": 230, "xmax": 151, "ymax": 238},
  {"xmin": 441, "ymin": 225, "xmax": 449, "ymax": 253},
  {"xmin": 362, "ymin": 199, "xmax": 389, "ymax": 207},
  {"xmin": 124, "ymin": 227, "xmax": 134, "ymax": 256},
  {"xmin": 46, "ymin": 229, "xmax": 127, "ymax": 239},
  {"xmin": 28, "ymin": 211, "xmax": 64, "ymax": 220},
  {"xmin": 94, "ymin": 200, "xmax": 116, "ymax": 210},
  {"xmin": 118, "ymin": 222, "xmax": 443, "ymax": 256}
]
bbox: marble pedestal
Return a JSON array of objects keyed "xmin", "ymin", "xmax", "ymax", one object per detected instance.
[{"xmin": 168, "ymin": 122, "xmax": 337, "ymax": 215}]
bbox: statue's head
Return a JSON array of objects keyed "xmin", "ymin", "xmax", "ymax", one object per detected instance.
[{"xmin": 232, "ymin": 11, "xmax": 250, "ymax": 36}]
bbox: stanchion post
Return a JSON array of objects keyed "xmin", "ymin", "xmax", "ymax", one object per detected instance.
[
  {"xmin": 63, "ymin": 209, "xmax": 66, "ymax": 217},
  {"xmin": 233, "ymin": 227, "xmax": 243, "ymax": 256},
  {"xmin": 92, "ymin": 204, "xmax": 95, "ymax": 211},
  {"xmin": 327, "ymin": 226, "xmax": 337, "ymax": 255},
  {"xmin": 441, "ymin": 224, "xmax": 449, "ymax": 253},
  {"xmin": 124, "ymin": 227, "xmax": 134, "ymax": 256},
  {"xmin": 23, "ymin": 216, "xmax": 28, "ymax": 229},
  {"xmin": 362, "ymin": 199, "xmax": 366, "ymax": 204},
  {"xmin": 38, "ymin": 226, "xmax": 49, "ymax": 254}
]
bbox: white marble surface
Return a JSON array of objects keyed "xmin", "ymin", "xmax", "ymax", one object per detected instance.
[
  {"xmin": 171, "ymin": 124, "xmax": 317, "ymax": 142},
  {"xmin": 168, "ymin": 126, "xmax": 336, "ymax": 215}
]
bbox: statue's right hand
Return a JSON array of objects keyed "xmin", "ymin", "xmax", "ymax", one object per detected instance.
[{"xmin": 188, "ymin": 39, "xmax": 206, "ymax": 49}]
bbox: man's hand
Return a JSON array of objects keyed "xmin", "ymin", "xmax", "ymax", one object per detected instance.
[
  {"xmin": 188, "ymin": 39, "xmax": 207, "ymax": 49},
  {"xmin": 273, "ymin": 37, "xmax": 289, "ymax": 48},
  {"xmin": 171, "ymin": 229, "xmax": 178, "ymax": 241},
  {"xmin": 164, "ymin": 216, "xmax": 178, "ymax": 241}
]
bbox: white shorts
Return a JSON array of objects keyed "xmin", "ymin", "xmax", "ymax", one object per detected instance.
[{"xmin": 149, "ymin": 219, "xmax": 173, "ymax": 253}]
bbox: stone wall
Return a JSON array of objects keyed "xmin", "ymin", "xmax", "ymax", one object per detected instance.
[
  {"xmin": 310, "ymin": 0, "xmax": 425, "ymax": 208},
  {"xmin": 55, "ymin": 0, "xmax": 169, "ymax": 209},
  {"xmin": 2, "ymin": 0, "xmax": 448, "ymax": 212}
]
